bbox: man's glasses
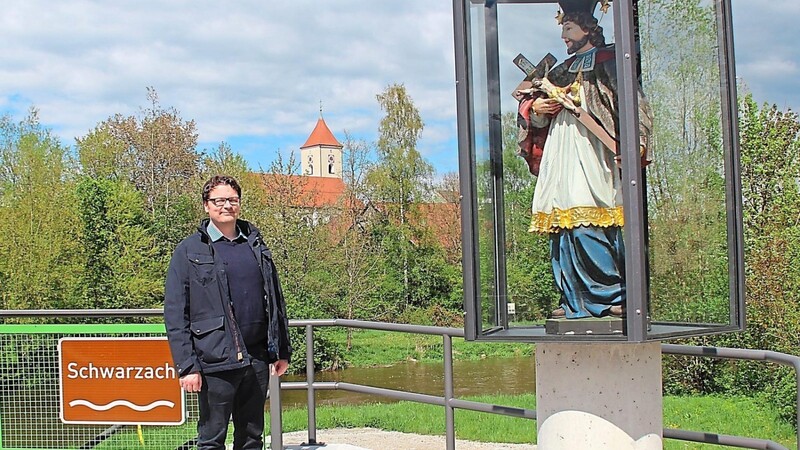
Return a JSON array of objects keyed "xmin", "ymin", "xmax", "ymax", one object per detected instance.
[{"xmin": 207, "ymin": 197, "xmax": 241, "ymax": 207}]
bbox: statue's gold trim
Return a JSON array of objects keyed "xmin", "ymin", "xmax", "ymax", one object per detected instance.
[{"xmin": 529, "ymin": 206, "xmax": 624, "ymax": 233}]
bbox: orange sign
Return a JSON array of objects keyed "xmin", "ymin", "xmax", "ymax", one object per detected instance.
[{"xmin": 58, "ymin": 337, "xmax": 185, "ymax": 425}]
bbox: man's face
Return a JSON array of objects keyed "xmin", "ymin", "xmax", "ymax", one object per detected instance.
[
  {"xmin": 204, "ymin": 184, "xmax": 240, "ymax": 227},
  {"xmin": 561, "ymin": 20, "xmax": 590, "ymax": 54}
]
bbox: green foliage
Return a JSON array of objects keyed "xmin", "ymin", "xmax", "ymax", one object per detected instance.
[
  {"xmin": 90, "ymin": 88, "xmax": 202, "ymax": 251},
  {"xmin": 365, "ymin": 84, "xmax": 441, "ymax": 314},
  {"xmin": 660, "ymin": 97, "xmax": 800, "ymax": 428},
  {"xmin": 283, "ymin": 296, "xmax": 345, "ymax": 373},
  {"xmin": 201, "ymin": 141, "xmax": 250, "ymax": 183},
  {"xmin": 0, "ymin": 110, "xmax": 82, "ymax": 310},
  {"xmin": 498, "ymin": 112, "xmax": 560, "ymax": 321},
  {"xmin": 74, "ymin": 177, "xmax": 165, "ymax": 310},
  {"xmin": 370, "ymin": 83, "xmax": 433, "ymax": 216},
  {"xmin": 76, "ymin": 177, "xmax": 117, "ymax": 306},
  {"xmin": 326, "ymin": 329, "xmax": 531, "ymax": 367},
  {"xmin": 640, "ymin": 0, "xmax": 730, "ymax": 324},
  {"xmin": 726, "ymin": 96, "xmax": 800, "ymax": 425}
]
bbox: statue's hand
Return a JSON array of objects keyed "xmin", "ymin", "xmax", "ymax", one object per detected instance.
[
  {"xmin": 532, "ymin": 78, "xmax": 577, "ymax": 112},
  {"xmin": 531, "ymin": 97, "xmax": 563, "ymax": 116}
]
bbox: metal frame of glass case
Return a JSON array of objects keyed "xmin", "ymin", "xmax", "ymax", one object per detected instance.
[{"xmin": 454, "ymin": 0, "xmax": 745, "ymax": 342}]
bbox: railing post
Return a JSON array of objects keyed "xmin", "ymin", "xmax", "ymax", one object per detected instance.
[
  {"xmin": 443, "ymin": 334, "xmax": 455, "ymax": 450},
  {"xmin": 306, "ymin": 324, "xmax": 318, "ymax": 445},
  {"xmin": 269, "ymin": 366, "xmax": 283, "ymax": 450},
  {"xmin": 794, "ymin": 360, "xmax": 800, "ymax": 450}
]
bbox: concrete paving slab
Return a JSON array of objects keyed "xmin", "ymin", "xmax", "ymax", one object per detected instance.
[
  {"xmin": 272, "ymin": 428, "xmax": 537, "ymax": 450},
  {"xmin": 283, "ymin": 445, "xmax": 368, "ymax": 450}
]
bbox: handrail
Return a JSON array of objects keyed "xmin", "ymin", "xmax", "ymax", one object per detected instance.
[
  {"xmin": 280, "ymin": 319, "xmax": 791, "ymax": 450},
  {"xmin": 663, "ymin": 344, "xmax": 800, "ymax": 450},
  {"xmin": 279, "ymin": 319, "xmax": 490, "ymax": 450},
  {"xmin": 0, "ymin": 308, "xmax": 163, "ymax": 317},
  {"xmin": 0, "ymin": 310, "xmax": 795, "ymax": 449}
]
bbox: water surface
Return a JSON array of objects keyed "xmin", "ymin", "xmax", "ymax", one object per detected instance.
[{"xmin": 279, "ymin": 356, "xmax": 537, "ymax": 408}]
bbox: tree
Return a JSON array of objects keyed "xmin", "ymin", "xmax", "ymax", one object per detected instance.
[
  {"xmin": 251, "ymin": 152, "xmax": 330, "ymax": 306},
  {"xmin": 90, "ymin": 87, "xmax": 201, "ymax": 250},
  {"xmin": 75, "ymin": 123, "xmax": 126, "ymax": 180},
  {"xmin": 736, "ymin": 96, "xmax": 800, "ymax": 354},
  {"xmin": 0, "ymin": 110, "xmax": 81, "ymax": 310},
  {"xmin": 367, "ymin": 84, "xmax": 435, "ymax": 310},
  {"xmin": 500, "ymin": 112, "xmax": 559, "ymax": 321},
  {"xmin": 201, "ymin": 141, "xmax": 250, "ymax": 183},
  {"xmin": 327, "ymin": 133, "xmax": 385, "ymax": 348},
  {"xmin": 248, "ymin": 151, "xmax": 346, "ymax": 371},
  {"xmin": 639, "ymin": 0, "xmax": 729, "ymax": 323},
  {"xmin": 74, "ymin": 177, "xmax": 163, "ymax": 311},
  {"xmin": 369, "ymin": 84, "xmax": 433, "ymax": 221}
]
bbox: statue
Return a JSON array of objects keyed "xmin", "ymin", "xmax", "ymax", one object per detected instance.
[{"xmin": 514, "ymin": 0, "xmax": 653, "ymax": 320}]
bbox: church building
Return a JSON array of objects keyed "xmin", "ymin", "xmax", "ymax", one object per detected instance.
[
  {"xmin": 301, "ymin": 116, "xmax": 343, "ymax": 179},
  {"xmin": 257, "ymin": 113, "xmax": 347, "ymax": 212}
]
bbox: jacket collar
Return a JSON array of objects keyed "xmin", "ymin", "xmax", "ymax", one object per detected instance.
[{"xmin": 198, "ymin": 218, "xmax": 256, "ymax": 242}]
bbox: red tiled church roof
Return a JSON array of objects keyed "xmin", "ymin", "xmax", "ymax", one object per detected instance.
[
  {"xmin": 301, "ymin": 118, "xmax": 343, "ymax": 149},
  {"xmin": 259, "ymin": 174, "xmax": 346, "ymax": 208}
]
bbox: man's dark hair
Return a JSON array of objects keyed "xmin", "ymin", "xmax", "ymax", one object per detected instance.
[
  {"xmin": 202, "ymin": 175, "xmax": 242, "ymax": 202},
  {"xmin": 563, "ymin": 11, "xmax": 606, "ymax": 48}
]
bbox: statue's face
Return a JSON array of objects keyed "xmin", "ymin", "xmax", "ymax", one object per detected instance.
[{"xmin": 561, "ymin": 20, "xmax": 590, "ymax": 54}]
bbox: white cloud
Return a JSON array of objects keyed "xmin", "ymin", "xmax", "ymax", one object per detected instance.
[
  {"xmin": 0, "ymin": 0, "xmax": 795, "ymax": 172},
  {"xmin": 740, "ymin": 58, "xmax": 799, "ymax": 80}
]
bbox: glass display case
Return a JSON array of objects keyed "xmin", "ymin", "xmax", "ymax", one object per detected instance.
[{"xmin": 454, "ymin": 0, "xmax": 744, "ymax": 341}]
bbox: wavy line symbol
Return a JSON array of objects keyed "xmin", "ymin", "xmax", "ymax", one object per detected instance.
[{"xmin": 69, "ymin": 399, "xmax": 175, "ymax": 411}]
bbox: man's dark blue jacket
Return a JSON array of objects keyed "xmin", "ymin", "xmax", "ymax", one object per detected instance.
[{"xmin": 164, "ymin": 219, "xmax": 292, "ymax": 376}]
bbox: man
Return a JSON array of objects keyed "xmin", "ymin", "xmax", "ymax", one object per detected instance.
[
  {"xmin": 165, "ymin": 175, "xmax": 292, "ymax": 449},
  {"xmin": 518, "ymin": 0, "xmax": 652, "ymax": 319}
]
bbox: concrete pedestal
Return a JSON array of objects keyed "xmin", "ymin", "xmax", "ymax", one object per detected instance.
[{"xmin": 536, "ymin": 342, "xmax": 662, "ymax": 447}]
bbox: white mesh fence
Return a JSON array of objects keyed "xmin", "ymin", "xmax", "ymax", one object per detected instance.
[{"xmin": 0, "ymin": 325, "xmax": 201, "ymax": 450}]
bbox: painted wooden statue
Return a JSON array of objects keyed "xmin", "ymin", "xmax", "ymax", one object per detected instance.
[{"xmin": 515, "ymin": 0, "xmax": 653, "ymax": 320}]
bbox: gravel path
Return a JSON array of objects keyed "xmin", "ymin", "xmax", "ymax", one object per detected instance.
[{"xmin": 280, "ymin": 428, "xmax": 537, "ymax": 450}]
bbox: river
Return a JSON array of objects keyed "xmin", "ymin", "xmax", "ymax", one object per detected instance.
[{"xmin": 279, "ymin": 356, "xmax": 537, "ymax": 408}]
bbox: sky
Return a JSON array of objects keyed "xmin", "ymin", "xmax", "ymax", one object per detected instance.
[{"xmin": 1, "ymin": 0, "xmax": 796, "ymax": 176}]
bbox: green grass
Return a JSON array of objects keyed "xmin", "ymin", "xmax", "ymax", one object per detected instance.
[
  {"xmin": 274, "ymin": 394, "xmax": 796, "ymax": 449},
  {"xmin": 328, "ymin": 328, "xmax": 534, "ymax": 368},
  {"xmin": 663, "ymin": 395, "xmax": 796, "ymax": 449},
  {"xmin": 95, "ymin": 394, "xmax": 796, "ymax": 449},
  {"xmin": 95, "ymin": 330, "xmax": 797, "ymax": 448}
]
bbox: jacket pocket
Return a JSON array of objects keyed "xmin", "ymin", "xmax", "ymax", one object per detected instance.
[
  {"xmin": 191, "ymin": 316, "xmax": 229, "ymax": 364},
  {"xmin": 188, "ymin": 252, "xmax": 215, "ymax": 286}
]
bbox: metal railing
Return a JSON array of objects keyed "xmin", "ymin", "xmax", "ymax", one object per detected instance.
[
  {"xmin": 277, "ymin": 319, "xmax": 795, "ymax": 450},
  {"xmin": 661, "ymin": 344, "xmax": 800, "ymax": 450},
  {"xmin": 269, "ymin": 319, "xmax": 535, "ymax": 450},
  {"xmin": 0, "ymin": 310, "xmax": 797, "ymax": 450}
]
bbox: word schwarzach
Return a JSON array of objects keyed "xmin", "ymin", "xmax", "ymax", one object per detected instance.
[{"xmin": 66, "ymin": 362, "xmax": 177, "ymax": 380}]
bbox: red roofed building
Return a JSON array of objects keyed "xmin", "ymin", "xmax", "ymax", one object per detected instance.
[
  {"xmin": 301, "ymin": 117, "xmax": 343, "ymax": 179},
  {"xmin": 259, "ymin": 173, "xmax": 347, "ymax": 209},
  {"xmin": 259, "ymin": 115, "xmax": 348, "ymax": 211},
  {"xmin": 258, "ymin": 112, "xmax": 460, "ymax": 260}
]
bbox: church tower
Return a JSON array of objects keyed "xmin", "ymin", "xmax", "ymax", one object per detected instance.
[{"xmin": 300, "ymin": 111, "xmax": 343, "ymax": 179}]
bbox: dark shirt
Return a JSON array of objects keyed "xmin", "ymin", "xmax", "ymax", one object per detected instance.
[{"xmin": 209, "ymin": 226, "xmax": 267, "ymax": 356}]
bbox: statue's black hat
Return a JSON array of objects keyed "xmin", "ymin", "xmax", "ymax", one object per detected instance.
[{"xmin": 558, "ymin": 0, "xmax": 602, "ymax": 14}]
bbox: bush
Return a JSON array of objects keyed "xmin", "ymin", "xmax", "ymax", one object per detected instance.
[{"xmin": 284, "ymin": 294, "xmax": 345, "ymax": 374}]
